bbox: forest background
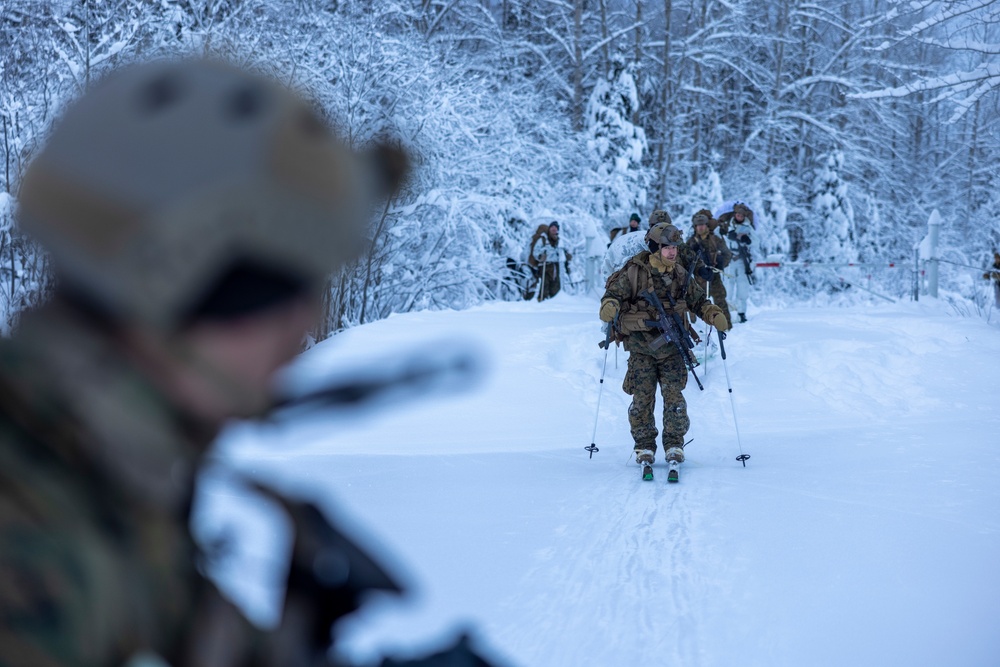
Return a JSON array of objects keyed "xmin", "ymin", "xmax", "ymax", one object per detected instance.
[{"xmin": 2, "ymin": 0, "xmax": 998, "ymax": 335}]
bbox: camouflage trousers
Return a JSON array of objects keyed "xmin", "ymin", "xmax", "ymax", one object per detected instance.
[{"xmin": 623, "ymin": 350, "xmax": 689, "ymax": 457}]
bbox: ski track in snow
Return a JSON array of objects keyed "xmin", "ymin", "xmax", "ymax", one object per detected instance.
[{"xmin": 197, "ymin": 294, "xmax": 1000, "ymax": 667}]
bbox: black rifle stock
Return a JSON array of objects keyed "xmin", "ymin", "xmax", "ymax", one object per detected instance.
[
  {"xmin": 737, "ymin": 242, "xmax": 756, "ymax": 286},
  {"xmin": 637, "ymin": 289, "xmax": 704, "ymax": 391}
]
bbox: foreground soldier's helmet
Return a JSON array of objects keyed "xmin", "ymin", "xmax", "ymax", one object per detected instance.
[
  {"xmin": 17, "ymin": 58, "xmax": 406, "ymax": 330},
  {"xmin": 647, "ymin": 209, "xmax": 672, "ymax": 227},
  {"xmin": 645, "ymin": 222, "xmax": 681, "ymax": 252},
  {"xmin": 733, "ymin": 203, "xmax": 749, "ymax": 216}
]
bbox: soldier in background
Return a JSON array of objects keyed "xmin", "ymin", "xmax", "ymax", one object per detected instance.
[
  {"xmin": 528, "ymin": 221, "xmax": 571, "ymax": 301},
  {"xmin": 0, "ymin": 59, "xmax": 499, "ymax": 667},
  {"xmin": 984, "ymin": 251, "xmax": 1000, "ymax": 308},
  {"xmin": 686, "ymin": 209, "xmax": 733, "ymax": 329},
  {"xmin": 609, "ymin": 212, "xmax": 641, "ymax": 244},
  {"xmin": 723, "ymin": 203, "xmax": 756, "ymax": 323}
]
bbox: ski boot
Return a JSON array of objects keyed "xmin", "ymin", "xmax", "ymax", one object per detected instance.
[
  {"xmin": 635, "ymin": 449, "xmax": 655, "ymax": 481},
  {"xmin": 665, "ymin": 447, "xmax": 684, "ymax": 483},
  {"xmin": 738, "ymin": 312, "xmax": 747, "ymax": 323}
]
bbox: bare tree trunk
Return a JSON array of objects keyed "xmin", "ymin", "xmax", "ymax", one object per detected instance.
[
  {"xmin": 599, "ymin": 0, "xmax": 610, "ymax": 80},
  {"xmin": 658, "ymin": 0, "xmax": 673, "ymax": 203},
  {"xmin": 573, "ymin": 0, "xmax": 585, "ymax": 130},
  {"xmin": 766, "ymin": 0, "xmax": 789, "ymax": 169}
]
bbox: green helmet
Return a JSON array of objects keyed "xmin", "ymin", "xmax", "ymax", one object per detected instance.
[{"xmin": 18, "ymin": 58, "xmax": 406, "ymax": 330}]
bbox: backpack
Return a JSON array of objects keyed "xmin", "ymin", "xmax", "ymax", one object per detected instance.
[{"xmin": 526, "ymin": 223, "xmax": 552, "ymax": 268}]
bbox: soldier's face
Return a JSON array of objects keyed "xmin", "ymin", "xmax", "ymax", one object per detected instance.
[
  {"xmin": 629, "ymin": 220, "xmax": 639, "ymax": 230},
  {"xmin": 696, "ymin": 223, "xmax": 708, "ymax": 235},
  {"xmin": 170, "ymin": 295, "xmax": 321, "ymax": 420},
  {"xmin": 660, "ymin": 245, "xmax": 678, "ymax": 262},
  {"xmin": 549, "ymin": 225, "xmax": 559, "ymax": 238},
  {"xmin": 735, "ymin": 212, "xmax": 745, "ymax": 222}
]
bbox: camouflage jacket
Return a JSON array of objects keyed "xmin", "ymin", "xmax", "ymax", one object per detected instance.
[
  {"xmin": 0, "ymin": 301, "xmax": 273, "ymax": 667},
  {"xmin": 685, "ymin": 231, "xmax": 732, "ymax": 283},
  {"xmin": 602, "ymin": 251, "xmax": 715, "ymax": 359}
]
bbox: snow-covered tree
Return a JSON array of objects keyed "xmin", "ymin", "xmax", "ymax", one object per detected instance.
[
  {"xmin": 584, "ymin": 55, "xmax": 649, "ymax": 231},
  {"xmin": 808, "ymin": 151, "xmax": 857, "ymax": 264},
  {"xmin": 758, "ymin": 171, "xmax": 792, "ymax": 260}
]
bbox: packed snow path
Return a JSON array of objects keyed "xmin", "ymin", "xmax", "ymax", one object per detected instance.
[{"xmin": 197, "ymin": 294, "xmax": 1000, "ymax": 667}]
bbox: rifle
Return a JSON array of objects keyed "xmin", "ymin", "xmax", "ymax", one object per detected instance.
[
  {"xmin": 637, "ymin": 288, "xmax": 704, "ymax": 391},
  {"xmin": 737, "ymin": 243, "xmax": 755, "ymax": 286},
  {"xmin": 690, "ymin": 240, "xmax": 718, "ymax": 283}
]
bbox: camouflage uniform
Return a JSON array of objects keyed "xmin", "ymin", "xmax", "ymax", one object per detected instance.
[
  {"xmin": 0, "ymin": 303, "xmax": 263, "ymax": 666},
  {"xmin": 686, "ymin": 227, "xmax": 733, "ymax": 328},
  {"xmin": 602, "ymin": 248, "xmax": 722, "ymax": 463},
  {"xmin": 0, "ymin": 59, "xmax": 492, "ymax": 667}
]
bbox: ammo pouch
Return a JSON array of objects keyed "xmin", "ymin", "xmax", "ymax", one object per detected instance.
[{"xmin": 618, "ymin": 309, "xmax": 653, "ymax": 333}]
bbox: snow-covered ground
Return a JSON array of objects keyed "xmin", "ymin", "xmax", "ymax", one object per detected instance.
[{"xmin": 195, "ymin": 293, "xmax": 1000, "ymax": 667}]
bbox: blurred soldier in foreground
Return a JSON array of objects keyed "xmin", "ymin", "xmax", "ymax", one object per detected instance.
[{"xmin": 0, "ymin": 59, "xmax": 499, "ymax": 667}]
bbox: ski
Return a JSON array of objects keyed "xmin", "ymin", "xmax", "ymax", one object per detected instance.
[
  {"xmin": 642, "ymin": 463, "xmax": 654, "ymax": 481},
  {"xmin": 667, "ymin": 461, "xmax": 680, "ymax": 483}
]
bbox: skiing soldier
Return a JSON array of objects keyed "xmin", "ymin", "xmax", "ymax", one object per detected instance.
[
  {"xmin": 722, "ymin": 203, "xmax": 755, "ymax": 323},
  {"xmin": 599, "ymin": 223, "xmax": 729, "ymax": 481},
  {"xmin": 686, "ymin": 209, "xmax": 733, "ymax": 329},
  {"xmin": 985, "ymin": 251, "xmax": 1000, "ymax": 309},
  {"xmin": 0, "ymin": 59, "xmax": 499, "ymax": 667},
  {"xmin": 609, "ymin": 212, "xmax": 642, "ymax": 243},
  {"xmin": 528, "ymin": 220, "xmax": 571, "ymax": 301}
]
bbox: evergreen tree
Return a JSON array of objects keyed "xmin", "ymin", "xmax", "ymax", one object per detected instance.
[
  {"xmin": 584, "ymin": 54, "xmax": 649, "ymax": 231},
  {"xmin": 808, "ymin": 151, "xmax": 857, "ymax": 263},
  {"xmin": 759, "ymin": 171, "xmax": 791, "ymax": 259}
]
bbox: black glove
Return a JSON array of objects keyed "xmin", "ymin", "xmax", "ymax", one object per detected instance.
[
  {"xmin": 739, "ymin": 234, "xmax": 751, "ymax": 245},
  {"xmin": 714, "ymin": 256, "xmax": 726, "ymax": 270},
  {"xmin": 697, "ymin": 266, "xmax": 714, "ymax": 281},
  {"xmin": 727, "ymin": 230, "xmax": 738, "ymax": 241}
]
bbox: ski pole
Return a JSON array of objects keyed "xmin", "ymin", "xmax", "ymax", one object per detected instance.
[
  {"xmin": 586, "ymin": 322, "xmax": 615, "ymax": 458},
  {"xmin": 538, "ymin": 257, "xmax": 547, "ymax": 302},
  {"xmin": 717, "ymin": 331, "xmax": 750, "ymax": 467}
]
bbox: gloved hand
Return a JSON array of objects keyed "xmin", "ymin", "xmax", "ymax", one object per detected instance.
[
  {"xmin": 599, "ymin": 298, "xmax": 619, "ymax": 322},
  {"xmin": 714, "ymin": 256, "xmax": 727, "ymax": 270},
  {"xmin": 739, "ymin": 234, "xmax": 751, "ymax": 245},
  {"xmin": 727, "ymin": 229, "xmax": 738, "ymax": 241},
  {"xmin": 697, "ymin": 266, "xmax": 714, "ymax": 281},
  {"xmin": 703, "ymin": 305, "xmax": 729, "ymax": 331}
]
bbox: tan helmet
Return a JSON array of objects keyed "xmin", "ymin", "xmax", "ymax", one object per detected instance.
[
  {"xmin": 691, "ymin": 209, "xmax": 713, "ymax": 229},
  {"xmin": 645, "ymin": 222, "xmax": 681, "ymax": 251},
  {"xmin": 17, "ymin": 58, "xmax": 407, "ymax": 330},
  {"xmin": 647, "ymin": 209, "xmax": 672, "ymax": 227}
]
